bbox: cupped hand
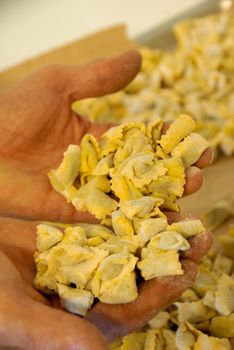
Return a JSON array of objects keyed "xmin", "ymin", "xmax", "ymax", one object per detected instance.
[
  {"xmin": 0, "ymin": 51, "xmax": 212, "ymax": 223},
  {"xmin": 0, "ymin": 217, "xmax": 109, "ymax": 350},
  {"xmin": 0, "ymin": 51, "xmax": 140, "ymax": 222},
  {"xmin": 0, "ymin": 216, "xmax": 212, "ymax": 347},
  {"xmin": 87, "ymin": 217, "xmax": 213, "ymax": 342}
]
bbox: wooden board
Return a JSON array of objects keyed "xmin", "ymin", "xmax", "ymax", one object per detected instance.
[
  {"xmin": 180, "ymin": 157, "xmax": 234, "ymax": 217},
  {"xmin": 180, "ymin": 157, "xmax": 234, "ymax": 239}
]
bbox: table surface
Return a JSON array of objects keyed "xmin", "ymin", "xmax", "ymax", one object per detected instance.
[{"xmin": 0, "ymin": 0, "xmax": 207, "ymax": 71}]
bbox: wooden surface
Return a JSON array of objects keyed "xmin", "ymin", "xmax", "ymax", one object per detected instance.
[
  {"xmin": 180, "ymin": 156, "xmax": 234, "ymax": 236},
  {"xmin": 1, "ymin": 15, "xmax": 233, "ymax": 229}
]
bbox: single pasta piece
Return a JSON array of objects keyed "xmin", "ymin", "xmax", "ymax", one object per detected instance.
[
  {"xmin": 203, "ymin": 198, "xmax": 234, "ymax": 231},
  {"xmin": 210, "ymin": 314, "xmax": 234, "ymax": 338},
  {"xmin": 138, "ymin": 247, "xmax": 183, "ymax": 280},
  {"xmin": 171, "ymin": 133, "xmax": 209, "ymax": 169},
  {"xmin": 36, "ymin": 224, "xmax": 63, "ymax": 252},
  {"xmin": 157, "ymin": 114, "xmax": 196, "ymax": 154},
  {"xmin": 170, "ymin": 220, "xmax": 206, "ymax": 239},
  {"xmin": 90, "ymin": 252, "xmax": 138, "ymax": 303},
  {"xmin": 57, "ymin": 284, "xmax": 93, "ymax": 316},
  {"xmin": 48, "ymin": 145, "xmax": 81, "ymax": 195}
]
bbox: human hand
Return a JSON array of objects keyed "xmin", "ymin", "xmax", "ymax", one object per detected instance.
[
  {"xmin": 0, "ymin": 216, "xmax": 212, "ymax": 347},
  {"xmin": 0, "ymin": 50, "xmax": 213, "ymax": 345},
  {"xmin": 0, "ymin": 51, "xmax": 212, "ymax": 222},
  {"xmin": 86, "ymin": 215, "xmax": 213, "ymax": 342},
  {"xmin": 0, "ymin": 217, "xmax": 109, "ymax": 350},
  {"xmin": 0, "ymin": 51, "xmax": 141, "ymax": 222}
]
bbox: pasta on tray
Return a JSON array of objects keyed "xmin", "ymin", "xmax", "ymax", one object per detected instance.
[
  {"xmin": 34, "ymin": 114, "xmax": 208, "ymax": 316},
  {"xmin": 110, "ymin": 225, "xmax": 234, "ymax": 350},
  {"xmin": 73, "ymin": 13, "xmax": 234, "ymax": 159}
]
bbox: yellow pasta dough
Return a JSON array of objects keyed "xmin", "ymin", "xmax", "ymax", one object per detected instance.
[
  {"xmin": 72, "ymin": 14, "xmax": 234, "ymax": 159},
  {"xmin": 158, "ymin": 114, "xmax": 196, "ymax": 154},
  {"xmin": 35, "ymin": 115, "xmax": 208, "ymax": 315},
  {"xmin": 48, "ymin": 115, "xmax": 207, "ymax": 220},
  {"xmin": 34, "ymin": 215, "xmax": 205, "ymax": 313},
  {"xmin": 109, "ymin": 211, "xmax": 234, "ymax": 349},
  {"xmin": 57, "ymin": 284, "xmax": 93, "ymax": 317}
]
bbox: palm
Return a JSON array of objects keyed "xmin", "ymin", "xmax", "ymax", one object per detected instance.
[
  {"xmin": 0, "ymin": 51, "xmax": 211, "ymax": 222},
  {"xmin": 0, "ymin": 217, "xmax": 109, "ymax": 350},
  {"xmin": 0, "ymin": 52, "xmax": 141, "ymax": 222},
  {"xmin": 0, "ymin": 52, "xmax": 213, "ymax": 348},
  {"xmin": 0, "ymin": 82, "xmax": 93, "ymax": 222},
  {"xmin": 0, "ymin": 217, "xmax": 212, "ymax": 347}
]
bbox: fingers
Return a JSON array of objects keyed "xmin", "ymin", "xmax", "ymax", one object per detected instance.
[
  {"xmin": 0, "ymin": 251, "xmax": 26, "ymax": 289},
  {"xmin": 183, "ymin": 147, "xmax": 213, "ymax": 195},
  {"xmin": 161, "ymin": 121, "xmax": 212, "ymax": 197},
  {"xmin": 87, "ymin": 259, "xmax": 197, "ymax": 342},
  {"xmin": 0, "ymin": 219, "xmax": 38, "ymax": 284},
  {"xmin": 163, "ymin": 214, "xmax": 213, "ymax": 263},
  {"xmin": 61, "ymin": 50, "xmax": 141, "ymax": 102},
  {"xmin": 181, "ymin": 148, "xmax": 212, "ymax": 195},
  {"xmin": 0, "ymin": 294, "xmax": 108, "ymax": 350},
  {"xmin": 24, "ymin": 285, "xmax": 50, "ymax": 306},
  {"xmin": 0, "ymin": 217, "xmax": 107, "ymax": 350},
  {"xmin": 86, "ymin": 223, "xmax": 212, "ymax": 342},
  {"xmin": 162, "ymin": 122, "xmax": 212, "ymax": 168},
  {"xmin": 182, "ymin": 230, "xmax": 213, "ymax": 263},
  {"xmin": 164, "ymin": 211, "xmax": 181, "ymax": 224},
  {"xmin": 0, "ymin": 172, "xmax": 98, "ymax": 223},
  {"xmin": 194, "ymin": 147, "xmax": 213, "ymax": 169},
  {"xmin": 184, "ymin": 166, "xmax": 204, "ymax": 196},
  {"xmin": 45, "ymin": 188, "xmax": 98, "ymax": 224},
  {"xmin": 0, "ymin": 252, "xmax": 49, "ymax": 307}
]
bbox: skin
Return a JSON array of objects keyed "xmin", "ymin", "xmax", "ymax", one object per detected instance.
[
  {"xmin": 0, "ymin": 51, "xmax": 213, "ymax": 349},
  {"xmin": 0, "ymin": 217, "xmax": 212, "ymax": 348},
  {"xmin": 0, "ymin": 50, "xmax": 211, "ymax": 222},
  {"xmin": 87, "ymin": 224, "xmax": 213, "ymax": 342},
  {"xmin": 0, "ymin": 218, "xmax": 108, "ymax": 350}
]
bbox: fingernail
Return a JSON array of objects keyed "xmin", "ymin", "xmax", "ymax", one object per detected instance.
[
  {"xmin": 186, "ymin": 166, "xmax": 201, "ymax": 177},
  {"xmin": 209, "ymin": 150, "xmax": 214, "ymax": 165},
  {"xmin": 187, "ymin": 165, "xmax": 205, "ymax": 186}
]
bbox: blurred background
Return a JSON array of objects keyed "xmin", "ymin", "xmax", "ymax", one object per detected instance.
[
  {"xmin": 1, "ymin": 0, "xmax": 210, "ymax": 71},
  {"xmin": 1, "ymin": 1, "xmax": 234, "ymax": 348}
]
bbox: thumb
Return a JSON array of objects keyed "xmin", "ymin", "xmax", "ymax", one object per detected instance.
[
  {"xmin": 83, "ymin": 119, "xmax": 117, "ymax": 141},
  {"xmin": 61, "ymin": 50, "xmax": 141, "ymax": 101}
]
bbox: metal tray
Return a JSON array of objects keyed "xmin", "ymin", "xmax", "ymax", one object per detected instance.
[
  {"xmin": 133, "ymin": 0, "xmax": 234, "ymax": 224},
  {"xmin": 135, "ymin": 0, "xmax": 230, "ymax": 49}
]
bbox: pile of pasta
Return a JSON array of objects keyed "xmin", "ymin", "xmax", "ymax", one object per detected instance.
[
  {"xmin": 73, "ymin": 13, "xmax": 234, "ymax": 159},
  {"xmin": 110, "ymin": 225, "xmax": 234, "ymax": 350},
  {"xmin": 34, "ymin": 115, "xmax": 208, "ymax": 315}
]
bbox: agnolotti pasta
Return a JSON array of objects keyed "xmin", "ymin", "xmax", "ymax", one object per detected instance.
[
  {"xmin": 90, "ymin": 252, "xmax": 138, "ymax": 304},
  {"xmin": 48, "ymin": 115, "xmax": 208, "ymax": 221},
  {"xmin": 34, "ymin": 216, "xmax": 205, "ymax": 314},
  {"xmin": 34, "ymin": 115, "xmax": 208, "ymax": 316},
  {"xmin": 48, "ymin": 145, "xmax": 81, "ymax": 197},
  {"xmin": 203, "ymin": 198, "xmax": 234, "ymax": 231},
  {"xmin": 72, "ymin": 14, "xmax": 234, "ymax": 159},
  {"xmin": 109, "ymin": 213, "xmax": 234, "ymax": 349}
]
